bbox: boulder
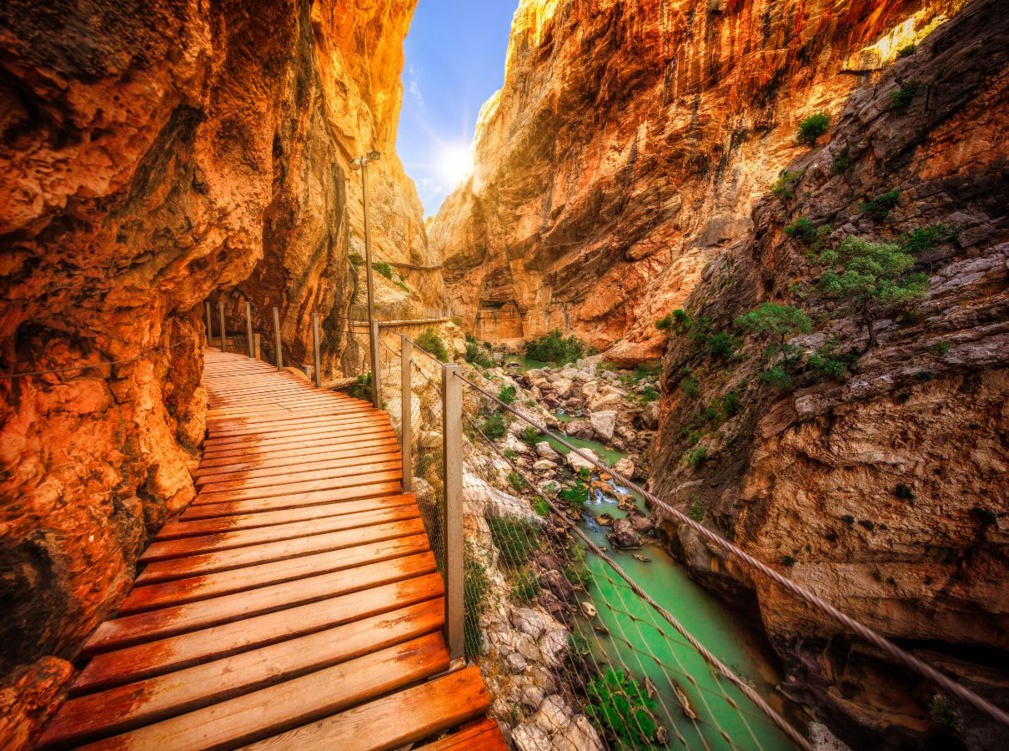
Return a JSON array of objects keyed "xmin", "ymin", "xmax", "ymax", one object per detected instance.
[
  {"xmin": 627, "ymin": 511, "xmax": 654, "ymax": 534},
  {"xmin": 533, "ymin": 458, "xmax": 559, "ymax": 471},
  {"xmin": 587, "ymin": 391, "xmax": 624, "ymax": 412},
  {"xmin": 564, "ymin": 419, "xmax": 595, "ymax": 440},
  {"xmin": 642, "ymin": 401, "xmax": 660, "ymax": 429},
  {"xmin": 566, "ymin": 448, "xmax": 600, "ymax": 474},
  {"xmin": 552, "ymin": 377, "xmax": 574, "ymax": 398},
  {"xmin": 611, "ymin": 456, "xmax": 635, "ymax": 479},
  {"xmin": 589, "ymin": 410, "xmax": 617, "ymax": 442},
  {"xmin": 607, "ymin": 518, "xmax": 642, "ymax": 549},
  {"xmin": 536, "ymin": 441, "xmax": 561, "ymax": 459}
]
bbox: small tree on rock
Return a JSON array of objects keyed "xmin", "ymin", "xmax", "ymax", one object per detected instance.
[
  {"xmin": 817, "ymin": 237, "xmax": 928, "ymax": 348},
  {"xmin": 735, "ymin": 303, "xmax": 812, "ymax": 389}
]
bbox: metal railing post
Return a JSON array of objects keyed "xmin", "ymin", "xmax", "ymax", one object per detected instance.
[
  {"xmin": 245, "ymin": 302, "xmax": 254, "ymax": 358},
  {"xmin": 401, "ymin": 335, "xmax": 413, "ymax": 492},
  {"xmin": 369, "ymin": 318, "xmax": 382, "ymax": 408},
  {"xmin": 217, "ymin": 298, "xmax": 228, "ymax": 352},
  {"xmin": 204, "ymin": 302, "xmax": 213, "ymax": 346},
  {"xmin": 272, "ymin": 306, "xmax": 283, "ymax": 371},
  {"xmin": 442, "ymin": 363, "xmax": 464, "ymax": 661},
  {"xmin": 312, "ymin": 312, "xmax": 322, "ymax": 388}
]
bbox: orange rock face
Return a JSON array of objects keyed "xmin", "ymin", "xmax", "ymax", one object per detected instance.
[
  {"xmin": 649, "ymin": 1, "xmax": 1009, "ymax": 744},
  {"xmin": 431, "ymin": 0, "xmax": 964, "ymax": 363},
  {"xmin": 0, "ymin": 0, "xmax": 423, "ymax": 744}
]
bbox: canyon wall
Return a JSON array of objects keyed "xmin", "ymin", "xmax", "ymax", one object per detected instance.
[
  {"xmin": 431, "ymin": 0, "xmax": 966, "ymax": 363},
  {"xmin": 0, "ymin": 1, "xmax": 424, "ymax": 745},
  {"xmin": 648, "ymin": 1, "xmax": 1008, "ymax": 747}
]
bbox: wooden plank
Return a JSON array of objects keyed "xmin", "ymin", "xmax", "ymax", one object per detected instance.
[
  {"xmin": 141, "ymin": 504, "xmax": 419, "ymax": 562},
  {"xmin": 84, "ymin": 551, "xmax": 437, "ymax": 655},
  {"xmin": 195, "ymin": 438, "xmax": 400, "ymax": 476},
  {"xmin": 201, "ymin": 427, "xmax": 397, "ymax": 458},
  {"xmin": 38, "ymin": 601, "xmax": 445, "ymax": 749},
  {"xmin": 158, "ymin": 493, "xmax": 417, "ymax": 538},
  {"xmin": 239, "ymin": 666, "xmax": 491, "ymax": 751},
  {"xmin": 74, "ymin": 574, "xmax": 444, "ymax": 694},
  {"xmin": 179, "ymin": 481, "xmax": 404, "ymax": 520},
  {"xmin": 417, "ymin": 719, "xmax": 508, "ymax": 751},
  {"xmin": 192, "ymin": 469, "xmax": 403, "ymax": 505},
  {"xmin": 206, "ymin": 410, "xmax": 383, "ymax": 434},
  {"xmin": 124, "ymin": 535, "xmax": 432, "ymax": 613},
  {"xmin": 203, "ymin": 416, "xmax": 389, "ymax": 447},
  {"xmin": 136, "ymin": 518, "xmax": 427, "ymax": 583},
  {"xmin": 195, "ymin": 450, "xmax": 401, "ymax": 486},
  {"xmin": 74, "ymin": 634, "xmax": 450, "ymax": 751},
  {"xmin": 196, "ymin": 457, "xmax": 402, "ymax": 494}
]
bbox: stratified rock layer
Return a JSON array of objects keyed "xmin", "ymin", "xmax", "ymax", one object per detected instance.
[
  {"xmin": 650, "ymin": 1, "xmax": 1008, "ymax": 747},
  {"xmin": 432, "ymin": 0, "xmax": 965, "ymax": 363},
  {"xmin": 0, "ymin": 1, "xmax": 423, "ymax": 744}
]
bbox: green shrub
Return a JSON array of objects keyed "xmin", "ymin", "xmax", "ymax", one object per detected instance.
[
  {"xmin": 928, "ymin": 694, "xmax": 961, "ymax": 736},
  {"xmin": 831, "ymin": 146, "xmax": 851, "ymax": 174},
  {"xmin": 534, "ymin": 497, "xmax": 551, "ymax": 517},
  {"xmin": 510, "ymin": 567, "xmax": 541, "ymax": 604},
  {"xmin": 736, "ymin": 303, "xmax": 812, "ymax": 344},
  {"xmin": 895, "ymin": 483, "xmax": 915, "ymax": 501},
  {"xmin": 688, "ymin": 497, "xmax": 705, "ymax": 522},
  {"xmin": 482, "ymin": 413, "xmax": 507, "ymax": 440},
  {"xmin": 782, "ymin": 555, "xmax": 796, "ymax": 567},
  {"xmin": 897, "ymin": 43, "xmax": 917, "ymax": 58},
  {"xmin": 373, "ymin": 261, "xmax": 394, "ymax": 279},
  {"xmin": 785, "ymin": 217, "xmax": 819, "ymax": 244},
  {"xmin": 569, "ymin": 630, "xmax": 590, "ymax": 656},
  {"xmin": 657, "ymin": 309, "xmax": 692, "ymax": 334},
  {"xmin": 900, "ymin": 224, "xmax": 958, "ymax": 253},
  {"xmin": 930, "ymin": 341, "xmax": 950, "ymax": 357},
  {"xmin": 817, "ymin": 236, "xmax": 928, "ymax": 347},
  {"xmin": 349, "ymin": 252, "xmax": 364, "ymax": 267},
  {"xmin": 464, "ymin": 557, "xmax": 490, "ymax": 659},
  {"xmin": 858, "ymin": 519, "xmax": 875, "ymax": 531},
  {"xmin": 585, "ymin": 668, "xmax": 659, "ymax": 749},
  {"xmin": 859, "ymin": 190, "xmax": 901, "ymax": 220},
  {"xmin": 971, "ymin": 507, "xmax": 997, "ymax": 528},
  {"xmin": 640, "ymin": 386, "xmax": 660, "ymax": 402},
  {"xmin": 686, "ymin": 446, "xmax": 708, "ymax": 470},
  {"xmin": 797, "ymin": 112, "xmax": 831, "ymax": 146},
  {"xmin": 706, "ymin": 332, "xmax": 737, "ymax": 360},
  {"xmin": 487, "ymin": 516, "xmax": 541, "ymax": 568},
  {"xmin": 507, "ymin": 471, "xmax": 527, "ymax": 492},
  {"xmin": 842, "ymin": 514, "xmax": 855, "ymax": 526},
  {"xmin": 525, "ymin": 330, "xmax": 585, "ymax": 364},
  {"xmin": 498, "ymin": 384, "xmax": 517, "ymax": 405},
  {"xmin": 680, "ymin": 373, "xmax": 699, "ymax": 397},
  {"xmin": 346, "ymin": 372, "xmax": 372, "ymax": 401},
  {"xmin": 519, "ymin": 427, "xmax": 542, "ymax": 446},
  {"xmin": 564, "ymin": 547, "xmax": 593, "ymax": 590},
  {"xmin": 559, "ymin": 479, "xmax": 590, "ymax": 511},
  {"xmin": 890, "ymin": 83, "xmax": 919, "ymax": 110},
  {"xmin": 465, "ymin": 341, "xmax": 495, "ymax": 368},
  {"xmin": 758, "ymin": 365, "xmax": 794, "ymax": 390},
  {"xmin": 808, "ymin": 338, "xmax": 855, "ymax": 381},
  {"xmin": 772, "ymin": 169, "xmax": 802, "ymax": 199},
  {"xmin": 721, "ymin": 391, "xmax": 741, "ymax": 417},
  {"xmin": 416, "ymin": 328, "xmax": 449, "ymax": 362}
]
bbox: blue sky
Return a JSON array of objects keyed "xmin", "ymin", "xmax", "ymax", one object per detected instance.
[{"xmin": 397, "ymin": 0, "xmax": 518, "ymax": 216}]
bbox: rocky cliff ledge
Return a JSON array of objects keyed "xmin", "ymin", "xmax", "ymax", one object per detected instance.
[
  {"xmin": 430, "ymin": 0, "xmax": 966, "ymax": 363},
  {"xmin": 650, "ymin": 1, "xmax": 1008, "ymax": 747},
  {"xmin": 0, "ymin": 1, "xmax": 423, "ymax": 745}
]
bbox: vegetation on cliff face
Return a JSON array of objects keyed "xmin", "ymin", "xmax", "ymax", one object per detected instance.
[{"xmin": 650, "ymin": 1, "xmax": 1009, "ymax": 745}]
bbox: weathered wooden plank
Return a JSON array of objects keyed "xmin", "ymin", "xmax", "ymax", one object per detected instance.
[
  {"xmin": 38, "ymin": 601, "xmax": 444, "ymax": 749},
  {"xmin": 196, "ymin": 457, "xmax": 402, "ymax": 493},
  {"xmin": 74, "ymin": 634, "xmax": 450, "ymax": 751},
  {"xmin": 239, "ymin": 666, "xmax": 491, "ymax": 751},
  {"xmin": 84, "ymin": 551, "xmax": 437, "ymax": 655},
  {"xmin": 195, "ymin": 439, "xmax": 400, "ymax": 477},
  {"xmin": 158, "ymin": 493, "xmax": 416, "ymax": 538},
  {"xmin": 141, "ymin": 505, "xmax": 420, "ymax": 562},
  {"xmin": 192, "ymin": 469, "xmax": 403, "ymax": 505},
  {"xmin": 136, "ymin": 518, "xmax": 427, "ymax": 583},
  {"xmin": 179, "ymin": 481, "xmax": 404, "ymax": 519},
  {"xmin": 74, "ymin": 574, "xmax": 444, "ymax": 694},
  {"xmin": 417, "ymin": 719, "xmax": 508, "ymax": 750},
  {"xmin": 203, "ymin": 416, "xmax": 389, "ymax": 447},
  {"xmin": 201, "ymin": 427, "xmax": 397, "ymax": 458},
  {"xmin": 126, "ymin": 535, "xmax": 431, "ymax": 613}
]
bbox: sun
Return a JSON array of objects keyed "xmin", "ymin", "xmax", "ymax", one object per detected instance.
[{"xmin": 438, "ymin": 145, "xmax": 473, "ymax": 186}]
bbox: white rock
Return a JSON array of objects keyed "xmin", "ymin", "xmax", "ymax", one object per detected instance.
[
  {"xmin": 808, "ymin": 722, "xmax": 852, "ymax": 751},
  {"xmin": 511, "ymin": 723, "xmax": 551, "ymax": 751},
  {"xmin": 418, "ymin": 429, "xmax": 443, "ymax": 448},
  {"xmin": 589, "ymin": 410, "xmax": 617, "ymax": 442},
  {"xmin": 555, "ymin": 716, "xmax": 605, "ymax": 751},
  {"xmin": 588, "ymin": 392, "xmax": 624, "ymax": 412},
  {"xmin": 532, "ymin": 459, "xmax": 558, "ymax": 471},
  {"xmin": 552, "ymin": 378, "xmax": 574, "ymax": 398},
  {"xmin": 511, "ymin": 607, "xmax": 548, "ymax": 639},
  {"xmin": 412, "ymin": 477, "xmax": 434, "ymax": 504},
  {"xmin": 463, "ymin": 474, "xmax": 543, "ymax": 525},
  {"xmin": 566, "ymin": 448, "xmax": 600, "ymax": 473},
  {"xmin": 535, "ymin": 441, "xmax": 561, "ymax": 459},
  {"xmin": 504, "ymin": 434, "xmax": 531, "ymax": 454},
  {"xmin": 505, "ymin": 652, "xmax": 528, "ymax": 673},
  {"xmin": 533, "ymin": 695, "xmax": 573, "ymax": 733}
]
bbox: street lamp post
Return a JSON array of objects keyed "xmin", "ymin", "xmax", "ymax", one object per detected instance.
[{"xmin": 350, "ymin": 151, "xmax": 383, "ymax": 409}]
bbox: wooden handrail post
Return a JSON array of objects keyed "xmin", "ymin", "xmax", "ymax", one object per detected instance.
[
  {"xmin": 217, "ymin": 298, "xmax": 227, "ymax": 352},
  {"xmin": 204, "ymin": 302, "xmax": 213, "ymax": 346},
  {"xmin": 370, "ymin": 318, "xmax": 382, "ymax": 409},
  {"xmin": 272, "ymin": 306, "xmax": 283, "ymax": 370},
  {"xmin": 401, "ymin": 335, "xmax": 413, "ymax": 492},
  {"xmin": 442, "ymin": 363, "xmax": 464, "ymax": 661},
  {"xmin": 312, "ymin": 312, "xmax": 322, "ymax": 388},
  {"xmin": 245, "ymin": 302, "xmax": 254, "ymax": 358}
]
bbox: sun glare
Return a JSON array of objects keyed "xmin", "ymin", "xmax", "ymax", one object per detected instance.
[{"xmin": 438, "ymin": 145, "xmax": 473, "ymax": 186}]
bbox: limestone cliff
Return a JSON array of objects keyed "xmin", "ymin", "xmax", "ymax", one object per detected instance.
[
  {"xmin": 648, "ymin": 1, "xmax": 1008, "ymax": 747},
  {"xmin": 0, "ymin": 1, "xmax": 424, "ymax": 745},
  {"xmin": 431, "ymin": 0, "xmax": 966, "ymax": 363}
]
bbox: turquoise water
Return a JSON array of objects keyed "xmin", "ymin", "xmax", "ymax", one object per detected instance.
[
  {"xmin": 504, "ymin": 354, "xmax": 552, "ymax": 372},
  {"xmin": 547, "ymin": 429, "xmax": 795, "ymax": 749}
]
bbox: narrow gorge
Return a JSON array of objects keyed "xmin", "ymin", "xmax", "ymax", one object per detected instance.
[{"xmin": 1, "ymin": 0, "xmax": 1006, "ymax": 749}]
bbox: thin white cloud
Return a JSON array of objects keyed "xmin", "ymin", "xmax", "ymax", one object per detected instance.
[
  {"xmin": 408, "ymin": 79, "xmax": 424, "ymax": 106},
  {"xmin": 420, "ymin": 177, "xmax": 444, "ymax": 194}
]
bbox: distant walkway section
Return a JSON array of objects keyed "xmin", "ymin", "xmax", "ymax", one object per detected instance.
[{"xmin": 36, "ymin": 349, "xmax": 504, "ymax": 751}]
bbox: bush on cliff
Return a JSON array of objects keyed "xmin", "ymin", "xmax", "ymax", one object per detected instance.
[
  {"xmin": 524, "ymin": 329, "xmax": 585, "ymax": 364},
  {"xmin": 797, "ymin": 112, "xmax": 830, "ymax": 146},
  {"xmin": 416, "ymin": 328, "xmax": 449, "ymax": 362},
  {"xmin": 586, "ymin": 668, "xmax": 660, "ymax": 749}
]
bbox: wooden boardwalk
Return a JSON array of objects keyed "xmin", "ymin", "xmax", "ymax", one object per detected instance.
[{"xmin": 38, "ymin": 350, "xmax": 505, "ymax": 751}]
